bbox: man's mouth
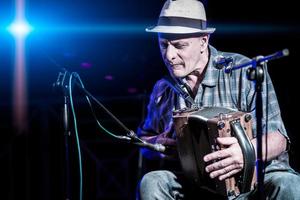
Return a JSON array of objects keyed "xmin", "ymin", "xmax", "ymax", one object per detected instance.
[{"xmin": 171, "ymin": 64, "xmax": 182, "ymax": 69}]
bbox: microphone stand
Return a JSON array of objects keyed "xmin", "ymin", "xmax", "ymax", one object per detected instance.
[
  {"xmin": 63, "ymin": 92, "xmax": 72, "ymax": 200},
  {"xmin": 225, "ymin": 49, "xmax": 289, "ymax": 200},
  {"xmin": 53, "ymin": 69, "xmax": 166, "ymax": 200},
  {"xmin": 247, "ymin": 60, "xmax": 265, "ymax": 200},
  {"xmin": 53, "ymin": 70, "xmax": 72, "ymax": 200},
  {"xmin": 53, "ymin": 69, "xmax": 166, "ymax": 199},
  {"xmin": 71, "ymin": 73, "xmax": 166, "ymax": 153}
]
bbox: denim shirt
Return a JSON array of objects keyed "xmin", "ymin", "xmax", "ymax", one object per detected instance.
[{"xmin": 138, "ymin": 45, "xmax": 291, "ymax": 172}]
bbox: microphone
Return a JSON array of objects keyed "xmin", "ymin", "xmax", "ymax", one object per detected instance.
[
  {"xmin": 134, "ymin": 141, "xmax": 166, "ymax": 153},
  {"xmin": 224, "ymin": 48, "xmax": 290, "ymax": 73},
  {"xmin": 213, "ymin": 55, "xmax": 233, "ymax": 70},
  {"xmin": 126, "ymin": 130, "xmax": 166, "ymax": 153}
]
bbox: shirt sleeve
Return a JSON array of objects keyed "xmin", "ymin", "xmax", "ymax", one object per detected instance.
[
  {"xmin": 138, "ymin": 80, "xmax": 167, "ymax": 138},
  {"xmin": 137, "ymin": 80, "xmax": 177, "ymax": 159},
  {"xmin": 246, "ymin": 64, "xmax": 290, "ymax": 147}
]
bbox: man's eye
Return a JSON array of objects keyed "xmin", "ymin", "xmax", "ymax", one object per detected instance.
[
  {"xmin": 160, "ymin": 43, "xmax": 167, "ymax": 49},
  {"xmin": 175, "ymin": 44, "xmax": 186, "ymax": 49}
]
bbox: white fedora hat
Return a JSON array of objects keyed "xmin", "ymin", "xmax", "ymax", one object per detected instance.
[{"xmin": 146, "ymin": 0, "xmax": 215, "ymax": 34}]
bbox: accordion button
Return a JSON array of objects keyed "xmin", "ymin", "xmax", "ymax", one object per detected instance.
[
  {"xmin": 244, "ymin": 114, "xmax": 252, "ymax": 122},
  {"xmin": 217, "ymin": 121, "xmax": 225, "ymax": 130}
]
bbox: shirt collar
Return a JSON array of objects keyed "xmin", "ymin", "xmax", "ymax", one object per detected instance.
[{"xmin": 201, "ymin": 45, "xmax": 220, "ymax": 87}]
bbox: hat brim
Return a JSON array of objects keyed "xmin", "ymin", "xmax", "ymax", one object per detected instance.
[{"xmin": 145, "ymin": 25, "xmax": 215, "ymax": 34}]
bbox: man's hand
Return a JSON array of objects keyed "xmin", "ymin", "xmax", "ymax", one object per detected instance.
[{"xmin": 203, "ymin": 137, "xmax": 244, "ymax": 180}]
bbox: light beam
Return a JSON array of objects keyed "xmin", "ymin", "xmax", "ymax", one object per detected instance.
[{"xmin": 8, "ymin": 0, "xmax": 32, "ymax": 133}]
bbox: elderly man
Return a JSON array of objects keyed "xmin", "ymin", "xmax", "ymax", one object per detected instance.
[{"xmin": 137, "ymin": 0, "xmax": 300, "ymax": 199}]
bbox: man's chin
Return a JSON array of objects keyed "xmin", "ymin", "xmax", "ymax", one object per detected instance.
[
  {"xmin": 170, "ymin": 69, "xmax": 187, "ymax": 78},
  {"xmin": 171, "ymin": 73, "xmax": 186, "ymax": 78}
]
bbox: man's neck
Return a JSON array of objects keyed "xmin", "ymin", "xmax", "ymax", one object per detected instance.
[
  {"xmin": 185, "ymin": 69, "xmax": 205, "ymax": 96},
  {"xmin": 185, "ymin": 48, "xmax": 210, "ymax": 96}
]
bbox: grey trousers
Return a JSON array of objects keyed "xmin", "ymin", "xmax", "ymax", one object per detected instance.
[{"xmin": 138, "ymin": 169, "xmax": 300, "ymax": 200}]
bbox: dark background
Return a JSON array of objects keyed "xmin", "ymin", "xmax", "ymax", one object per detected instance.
[{"xmin": 0, "ymin": 0, "xmax": 299, "ymax": 199}]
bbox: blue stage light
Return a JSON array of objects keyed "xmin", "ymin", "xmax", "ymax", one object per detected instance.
[{"xmin": 7, "ymin": 19, "xmax": 33, "ymax": 38}]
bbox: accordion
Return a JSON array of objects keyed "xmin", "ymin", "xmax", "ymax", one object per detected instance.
[{"xmin": 173, "ymin": 107, "xmax": 256, "ymax": 198}]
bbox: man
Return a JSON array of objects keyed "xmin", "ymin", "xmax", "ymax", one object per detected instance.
[{"xmin": 137, "ymin": 0, "xmax": 300, "ymax": 199}]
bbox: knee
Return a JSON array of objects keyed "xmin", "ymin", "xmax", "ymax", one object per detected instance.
[
  {"xmin": 138, "ymin": 170, "xmax": 175, "ymax": 199},
  {"xmin": 267, "ymin": 172, "xmax": 300, "ymax": 197},
  {"xmin": 273, "ymin": 173, "xmax": 299, "ymax": 189},
  {"xmin": 139, "ymin": 171, "xmax": 170, "ymax": 191}
]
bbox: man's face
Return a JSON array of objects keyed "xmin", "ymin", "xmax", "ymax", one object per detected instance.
[{"xmin": 158, "ymin": 34, "xmax": 209, "ymax": 78}]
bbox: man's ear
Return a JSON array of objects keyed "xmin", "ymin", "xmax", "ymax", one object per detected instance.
[{"xmin": 200, "ymin": 34, "xmax": 209, "ymax": 52}]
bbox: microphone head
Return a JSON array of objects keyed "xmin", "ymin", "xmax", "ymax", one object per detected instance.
[
  {"xmin": 282, "ymin": 48, "xmax": 289, "ymax": 57},
  {"xmin": 213, "ymin": 55, "xmax": 233, "ymax": 70},
  {"xmin": 154, "ymin": 143, "xmax": 166, "ymax": 153}
]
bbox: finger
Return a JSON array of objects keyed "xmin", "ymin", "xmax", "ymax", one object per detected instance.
[
  {"xmin": 209, "ymin": 163, "xmax": 242, "ymax": 179},
  {"xmin": 203, "ymin": 148, "xmax": 231, "ymax": 162},
  {"xmin": 216, "ymin": 137, "xmax": 238, "ymax": 146},
  {"xmin": 219, "ymin": 169, "xmax": 241, "ymax": 181},
  {"xmin": 205, "ymin": 157, "xmax": 232, "ymax": 173}
]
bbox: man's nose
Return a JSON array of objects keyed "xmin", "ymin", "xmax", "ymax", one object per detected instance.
[{"xmin": 165, "ymin": 45, "xmax": 176, "ymax": 63}]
